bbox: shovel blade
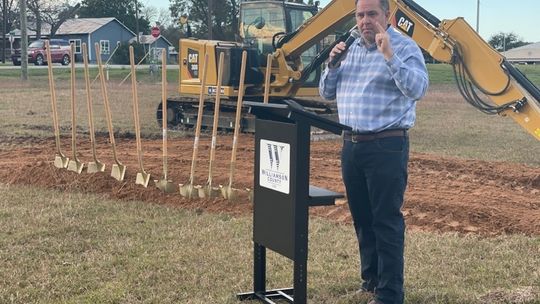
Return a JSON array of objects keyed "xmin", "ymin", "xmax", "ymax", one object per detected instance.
[
  {"xmin": 87, "ymin": 161, "xmax": 106, "ymax": 174},
  {"xmin": 199, "ymin": 184, "xmax": 220, "ymax": 199},
  {"xmin": 246, "ymin": 188, "xmax": 253, "ymax": 203},
  {"xmin": 155, "ymin": 179, "xmax": 177, "ymax": 193},
  {"xmin": 54, "ymin": 155, "xmax": 69, "ymax": 169},
  {"xmin": 111, "ymin": 164, "xmax": 126, "ymax": 181},
  {"xmin": 136, "ymin": 172, "xmax": 151, "ymax": 187},
  {"xmin": 220, "ymin": 185, "xmax": 244, "ymax": 202},
  {"xmin": 67, "ymin": 160, "xmax": 84, "ymax": 174},
  {"xmin": 179, "ymin": 183, "xmax": 194, "ymax": 198}
]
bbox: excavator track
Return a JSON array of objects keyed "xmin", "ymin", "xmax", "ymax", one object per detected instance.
[{"xmin": 156, "ymin": 95, "xmax": 338, "ymax": 133}]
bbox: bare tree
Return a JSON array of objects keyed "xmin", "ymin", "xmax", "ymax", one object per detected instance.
[
  {"xmin": 27, "ymin": 0, "xmax": 80, "ymax": 39},
  {"xmin": 142, "ymin": 5, "xmax": 173, "ymax": 28}
]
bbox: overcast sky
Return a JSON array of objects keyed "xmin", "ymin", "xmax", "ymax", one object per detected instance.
[{"xmin": 149, "ymin": 0, "xmax": 539, "ymax": 42}]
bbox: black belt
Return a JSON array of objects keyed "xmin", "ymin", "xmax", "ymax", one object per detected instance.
[{"xmin": 342, "ymin": 129, "xmax": 407, "ymax": 143}]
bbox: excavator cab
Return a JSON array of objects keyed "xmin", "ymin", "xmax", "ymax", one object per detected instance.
[{"xmin": 239, "ymin": 0, "xmax": 321, "ymax": 86}]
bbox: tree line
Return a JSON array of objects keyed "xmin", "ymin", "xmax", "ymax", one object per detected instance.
[{"xmin": 0, "ymin": 0, "xmax": 534, "ymax": 57}]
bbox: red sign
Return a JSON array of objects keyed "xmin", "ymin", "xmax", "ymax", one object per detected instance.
[{"xmin": 151, "ymin": 26, "xmax": 160, "ymax": 38}]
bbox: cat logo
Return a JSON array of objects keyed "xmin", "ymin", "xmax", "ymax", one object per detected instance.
[
  {"xmin": 394, "ymin": 10, "xmax": 415, "ymax": 37},
  {"xmin": 187, "ymin": 48, "xmax": 199, "ymax": 78},
  {"xmin": 188, "ymin": 53, "xmax": 198, "ymax": 63}
]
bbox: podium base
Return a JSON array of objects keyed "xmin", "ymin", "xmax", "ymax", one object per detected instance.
[{"xmin": 237, "ymin": 288, "xmax": 294, "ymax": 303}]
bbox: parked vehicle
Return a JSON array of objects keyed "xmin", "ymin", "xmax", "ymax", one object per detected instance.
[{"xmin": 11, "ymin": 39, "xmax": 71, "ymax": 66}]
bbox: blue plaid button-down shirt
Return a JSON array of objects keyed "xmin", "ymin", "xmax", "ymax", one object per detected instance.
[{"xmin": 319, "ymin": 26, "xmax": 428, "ymax": 133}]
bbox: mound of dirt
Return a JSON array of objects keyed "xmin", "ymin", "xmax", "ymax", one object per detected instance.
[{"xmin": 0, "ymin": 134, "xmax": 538, "ymax": 236}]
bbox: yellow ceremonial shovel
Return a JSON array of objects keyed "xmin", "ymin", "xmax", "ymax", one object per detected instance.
[
  {"xmin": 66, "ymin": 43, "xmax": 85, "ymax": 173},
  {"xmin": 154, "ymin": 50, "xmax": 176, "ymax": 193},
  {"xmin": 129, "ymin": 46, "xmax": 151, "ymax": 187},
  {"xmin": 95, "ymin": 43, "xmax": 126, "ymax": 181},
  {"xmin": 196, "ymin": 52, "xmax": 225, "ymax": 199},
  {"xmin": 220, "ymin": 51, "xmax": 248, "ymax": 201},
  {"xmin": 180, "ymin": 53, "xmax": 209, "ymax": 198},
  {"xmin": 45, "ymin": 40, "xmax": 69, "ymax": 168},
  {"xmin": 82, "ymin": 43, "xmax": 105, "ymax": 173}
]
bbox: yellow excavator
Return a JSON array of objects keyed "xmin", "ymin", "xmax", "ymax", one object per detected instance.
[{"xmin": 159, "ymin": 0, "xmax": 540, "ymax": 141}]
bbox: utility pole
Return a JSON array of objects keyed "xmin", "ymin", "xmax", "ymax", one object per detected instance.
[
  {"xmin": 476, "ymin": 0, "xmax": 480, "ymax": 33},
  {"xmin": 208, "ymin": 0, "xmax": 212, "ymax": 39},
  {"xmin": 135, "ymin": 0, "xmax": 139, "ymax": 43},
  {"xmin": 2, "ymin": 0, "xmax": 7, "ymax": 64},
  {"xmin": 20, "ymin": 0, "xmax": 27, "ymax": 80}
]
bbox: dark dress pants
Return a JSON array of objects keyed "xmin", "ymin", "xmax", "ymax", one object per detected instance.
[{"xmin": 341, "ymin": 135, "xmax": 409, "ymax": 304}]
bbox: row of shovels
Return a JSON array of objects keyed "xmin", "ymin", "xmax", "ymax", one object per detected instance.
[{"xmin": 46, "ymin": 40, "xmax": 257, "ymax": 201}]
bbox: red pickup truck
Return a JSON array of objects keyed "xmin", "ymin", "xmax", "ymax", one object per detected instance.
[{"xmin": 12, "ymin": 39, "xmax": 71, "ymax": 66}]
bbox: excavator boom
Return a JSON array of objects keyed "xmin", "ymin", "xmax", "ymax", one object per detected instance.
[
  {"xmin": 384, "ymin": 0, "xmax": 540, "ymax": 140},
  {"xmin": 169, "ymin": 0, "xmax": 540, "ymax": 140}
]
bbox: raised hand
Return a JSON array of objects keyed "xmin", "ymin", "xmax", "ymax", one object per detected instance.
[{"xmin": 375, "ymin": 22, "xmax": 393, "ymax": 60}]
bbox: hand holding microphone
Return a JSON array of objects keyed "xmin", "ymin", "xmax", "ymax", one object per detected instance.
[{"xmin": 328, "ymin": 28, "xmax": 361, "ymax": 68}]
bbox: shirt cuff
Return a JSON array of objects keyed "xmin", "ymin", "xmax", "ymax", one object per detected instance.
[{"xmin": 323, "ymin": 65, "xmax": 340, "ymax": 80}]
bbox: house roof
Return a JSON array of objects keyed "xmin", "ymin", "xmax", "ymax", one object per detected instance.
[
  {"xmin": 502, "ymin": 42, "xmax": 540, "ymax": 62},
  {"xmin": 57, "ymin": 18, "xmax": 114, "ymax": 34},
  {"xmin": 129, "ymin": 34, "xmax": 172, "ymax": 46},
  {"xmin": 58, "ymin": 17, "xmax": 136, "ymax": 36},
  {"xmin": 11, "ymin": 17, "xmax": 136, "ymax": 37}
]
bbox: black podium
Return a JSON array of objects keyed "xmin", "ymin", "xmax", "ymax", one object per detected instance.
[{"xmin": 237, "ymin": 100, "xmax": 351, "ymax": 304}]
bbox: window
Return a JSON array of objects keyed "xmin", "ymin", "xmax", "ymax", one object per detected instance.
[
  {"xmin": 69, "ymin": 39, "xmax": 82, "ymax": 54},
  {"xmin": 100, "ymin": 40, "xmax": 110, "ymax": 55}
]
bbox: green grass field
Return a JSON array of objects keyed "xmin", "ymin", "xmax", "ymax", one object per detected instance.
[
  {"xmin": 0, "ymin": 64, "xmax": 539, "ymax": 303},
  {"xmin": 0, "ymin": 185, "xmax": 538, "ymax": 304}
]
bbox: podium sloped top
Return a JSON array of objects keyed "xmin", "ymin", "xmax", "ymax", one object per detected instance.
[{"xmin": 245, "ymin": 100, "xmax": 351, "ymax": 135}]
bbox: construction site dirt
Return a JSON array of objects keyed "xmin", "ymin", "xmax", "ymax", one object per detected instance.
[{"xmin": 0, "ymin": 134, "xmax": 538, "ymax": 237}]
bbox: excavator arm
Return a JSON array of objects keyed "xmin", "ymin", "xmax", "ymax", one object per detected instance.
[
  {"xmin": 272, "ymin": 0, "xmax": 540, "ymax": 140},
  {"xmin": 387, "ymin": 0, "xmax": 540, "ymax": 140}
]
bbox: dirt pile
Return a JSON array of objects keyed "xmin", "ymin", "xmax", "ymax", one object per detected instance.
[{"xmin": 0, "ymin": 135, "xmax": 538, "ymax": 236}]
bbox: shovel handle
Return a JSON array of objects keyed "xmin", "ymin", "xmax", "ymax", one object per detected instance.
[
  {"xmin": 189, "ymin": 53, "xmax": 209, "ymax": 183},
  {"xmin": 207, "ymin": 52, "xmax": 225, "ymax": 181},
  {"xmin": 263, "ymin": 54, "xmax": 272, "ymax": 104},
  {"xmin": 95, "ymin": 43, "xmax": 121, "ymax": 164},
  {"xmin": 70, "ymin": 43, "xmax": 79, "ymax": 160},
  {"xmin": 161, "ymin": 49, "xmax": 169, "ymax": 179},
  {"xmin": 129, "ymin": 46, "xmax": 145, "ymax": 171},
  {"xmin": 82, "ymin": 43, "xmax": 99, "ymax": 161},
  {"xmin": 228, "ymin": 51, "xmax": 248, "ymax": 185},
  {"xmin": 45, "ymin": 40, "xmax": 63, "ymax": 156}
]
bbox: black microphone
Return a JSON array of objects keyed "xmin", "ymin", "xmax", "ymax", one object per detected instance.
[{"xmin": 329, "ymin": 29, "xmax": 361, "ymax": 67}]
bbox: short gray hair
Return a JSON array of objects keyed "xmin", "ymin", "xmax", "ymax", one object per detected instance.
[{"xmin": 355, "ymin": 0, "xmax": 389, "ymax": 12}]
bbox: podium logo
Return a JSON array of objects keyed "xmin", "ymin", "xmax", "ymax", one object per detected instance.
[
  {"xmin": 266, "ymin": 143, "xmax": 284, "ymax": 170},
  {"xmin": 260, "ymin": 139, "xmax": 290, "ymax": 194}
]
